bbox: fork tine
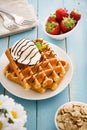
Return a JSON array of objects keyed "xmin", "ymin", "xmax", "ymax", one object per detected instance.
[{"xmin": 21, "ymin": 20, "xmax": 35, "ymax": 25}]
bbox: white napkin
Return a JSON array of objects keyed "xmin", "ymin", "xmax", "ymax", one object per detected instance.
[{"xmin": 0, "ymin": 0, "xmax": 38, "ymax": 37}]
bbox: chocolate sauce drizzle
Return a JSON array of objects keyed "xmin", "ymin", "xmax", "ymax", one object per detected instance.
[{"xmin": 12, "ymin": 39, "xmax": 26, "ymax": 55}]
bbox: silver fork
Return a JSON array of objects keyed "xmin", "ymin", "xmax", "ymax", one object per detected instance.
[
  {"xmin": 9, "ymin": 13, "xmax": 36, "ymax": 26},
  {"xmin": 0, "ymin": 12, "xmax": 18, "ymax": 31},
  {"xmin": 0, "ymin": 9, "xmax": 36, "ymax": 26}
]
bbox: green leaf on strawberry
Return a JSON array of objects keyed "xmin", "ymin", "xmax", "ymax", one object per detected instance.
[
  {"xmin": 47, "ymin": 14, "xmax": 57, "ymax": 22},
  {"xmin": 46, "ymin": 22, "xmax": 60, "ymax": 35},
  {"xmin": 60, "ymin": 16, "xmax": 76, "ymax": 33},
  {"xmin": 70, "ymin": 9, "xmax": 81, "ymax": 21}
]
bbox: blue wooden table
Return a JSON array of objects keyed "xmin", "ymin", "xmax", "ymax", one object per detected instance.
[{"xmin": 0, "ymin": 0, "xmax": 87, "ymax": 130}]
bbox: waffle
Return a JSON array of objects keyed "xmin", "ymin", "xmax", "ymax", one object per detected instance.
[{"xmin": 4, "ymin": 39, "xmax": 69, "ymax": 93}]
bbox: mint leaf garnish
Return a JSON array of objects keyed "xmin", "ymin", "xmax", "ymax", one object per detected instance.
[{"xmin": 36, "ymin": 42, "xmax": 46, "ymax": 50}]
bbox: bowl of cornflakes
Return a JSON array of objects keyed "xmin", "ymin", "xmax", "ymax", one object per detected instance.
[{"xmin": 54, "ymin": 101, "xmax": 87, "ymax": 130}]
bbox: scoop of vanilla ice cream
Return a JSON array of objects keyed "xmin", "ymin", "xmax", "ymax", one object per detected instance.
[{"xmin": 11, "ymin": 39, "xmax": 41, "ymax": 65}]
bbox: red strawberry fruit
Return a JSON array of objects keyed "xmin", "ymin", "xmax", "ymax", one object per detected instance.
[
  {"xmin": 56, "ymin": 8, "xmax": 68, "ymax": 22},
  {"xmin": 47, "ymin": 14, "xmax": 57, "ymax": 22},
  {"xmin": 60, "ymin": 16, "xmax": 76, "ymax": 33},
  {"xmin": 70, "ymin": 10, "xmax": 81, "ymax": 21},
  {"xmin": 46, "ymin": 22, "xmax": 60, "ymax": 35}
]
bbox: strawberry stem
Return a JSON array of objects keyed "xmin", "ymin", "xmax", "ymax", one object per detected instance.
[
  {"xmin": 46, "ymin": 22, "xmax": 58, "ymax": 32},
  {"xmin": 63, "ymin": 16, "xmax": 76, "ymax": 28}
]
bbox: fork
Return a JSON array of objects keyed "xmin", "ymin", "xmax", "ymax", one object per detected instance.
[
  {"xmin": 9, "ymin": 13, "xmax": 36, "ymax": 26},
  {"xmin": 0, "ymin": 9, "xmax": 36, "ymax": 26},
  {"xmin": 0, "ymin": 12, "xmax": 18, "ymax": 31}
]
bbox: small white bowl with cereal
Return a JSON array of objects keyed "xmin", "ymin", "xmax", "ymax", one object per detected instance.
[{"xmin": 54, "ymin": 101, "xmax": 87, "ymax": 130}]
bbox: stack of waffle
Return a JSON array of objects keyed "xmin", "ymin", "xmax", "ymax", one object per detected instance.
[{"xmin": 4, "ymin": 39, "xmax": 69, "ymax": 93}]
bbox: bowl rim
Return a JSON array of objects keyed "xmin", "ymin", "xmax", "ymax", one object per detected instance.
[{"xmin": 54, "ymin": 101, "xmax": 87, "ymax": 130}]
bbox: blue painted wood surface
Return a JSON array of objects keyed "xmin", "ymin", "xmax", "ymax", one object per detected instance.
[{"xmin": 0, "ymin": 0, "xmax": 87, "ymax": 130}]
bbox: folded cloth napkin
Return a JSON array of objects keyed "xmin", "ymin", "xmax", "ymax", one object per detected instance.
[{"xmin": 0, "ymin": 0, "xmax": 38, "ymax": 37}]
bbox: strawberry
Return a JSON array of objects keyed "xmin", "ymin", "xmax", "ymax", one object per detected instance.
[
  {"xmin": 60, "ymin": 16, "xmax": 76, "ymax": 33},
  {"xmin": 46, "ymin": 22, "xmax": 60, "ymax": 35},
  {"xmin": 70, "ymin": 10, "xmax": 81, "ymax": 21},
  {"xmin": 47, "ymin": 14, "xmax": 57, "ymax": 22},
  {"xmin": 56, "ymin": 8, "xmax": 68, "ymax": 22}
]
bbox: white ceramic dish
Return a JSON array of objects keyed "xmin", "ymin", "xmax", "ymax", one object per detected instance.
[
  {"xmin": 0, "ymin": 42, "xmax": 73, "ymax": 100},
  {"xmin": 54, "ymin": 101, "xmax": 87, "ymax": 130},
  {"xmin": 43, "ymin": 16, "xmax": 79, "ymax": 40}
]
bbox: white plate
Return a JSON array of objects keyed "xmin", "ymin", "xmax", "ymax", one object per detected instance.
[{"xmin": 0, "ymin": 42, "xmax": 73, "ymax": 100}]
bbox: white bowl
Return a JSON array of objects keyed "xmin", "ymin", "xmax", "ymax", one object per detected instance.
[
  {"xmin": 43, "ymin": 17, "xmax": 79, "ymax": 40},
  {"xmin": 54, "ymin": 101, "xmax": 87, "ymax": 130}
]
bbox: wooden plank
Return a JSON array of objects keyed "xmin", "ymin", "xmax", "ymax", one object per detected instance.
[
  {"xmin": 66, "ymin": 0, "xmax": 87, "ymax": 103},
  {"xmin": 0, "ymin": 37, "xmax": 8, "ymax": 94},
  {"xmin": 0, "ymin": 37, "xmax": 8, "ymax": 55},
  {"xmin": 3, "ymin": 0, "xmax": 38, "ymax": 130},
  {"xmin": 0, "ymin": 84, "xmax": 4, "ymax": 94},
  {"xmin": 37, "ymin": 88, "xmax": 69, "ymax": 130},
  {"xmin": 37, "ymin": 0, "xmax": 70, "ymax": 130},
  {"xmin": 37, "ymin": 0, "xmax": 66, "ymax": 48}
]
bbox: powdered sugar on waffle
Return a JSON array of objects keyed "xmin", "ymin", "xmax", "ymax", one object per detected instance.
[{"xmin": 11, "ymin": 39, "xmax": 41, "ymax": 65}]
